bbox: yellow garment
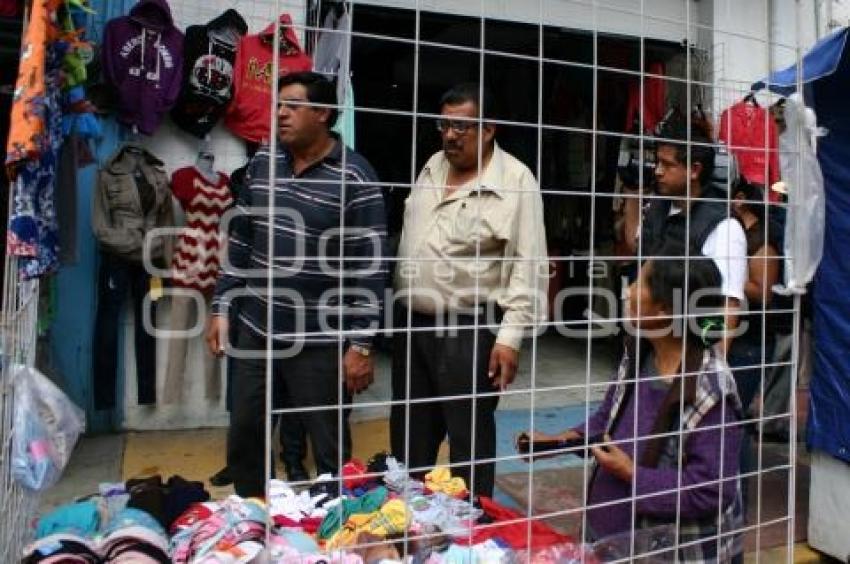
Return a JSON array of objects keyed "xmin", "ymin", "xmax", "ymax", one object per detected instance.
[
  {"xmin": 424, "ymin": 467, "xmax": 468, "ymax": 496},
  {"xmin": 326, "ymin": 499, "xmax": 410, "ymax": 549}
]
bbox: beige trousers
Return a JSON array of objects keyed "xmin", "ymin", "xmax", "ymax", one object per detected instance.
[{"xmin": 162, "ymin": 293, "xmax": 221, "ymax": 404}]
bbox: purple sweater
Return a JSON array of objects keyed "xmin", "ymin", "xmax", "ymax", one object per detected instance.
[{"xmin": 574, "ymin": 359, "xmax": 742, "ymax": 540}]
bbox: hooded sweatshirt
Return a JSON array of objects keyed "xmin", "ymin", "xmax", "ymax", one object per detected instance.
[
  {"xmin": 170, "ymin": 9, "xmax": 248, "ymax": 138},
  {"xmin": 102, "ymin": 0, "xmax": 184, "ymax": 135},
  {"xmin": 224, "ymin": 14, "xmax": 312, "ymax": 143}
]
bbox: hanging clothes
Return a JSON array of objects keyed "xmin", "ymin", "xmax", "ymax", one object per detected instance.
[
  {"xmin": 624, "ymin": 61, "xmax": 666, "ymax": 133},
  {"xmin": 313, "ymin": 8, "xmax": 351, "ymax": 108},
  {"xmin": 170, "ymin": 9, "xmax": 248, "ymax": 138},
  {"xmin": 5, "ymin": 0, "xmax": 57, "ymax": 166},
  {"xmin": 91, "ymin": 143, "xmax": 174, "ymax": 263},
  {"xmin": 168, "ymin": 166, "xmax": 231, "ymax": 294},
  {"xmin": 718, "ymin": 98, "xmax": 781, "ymax": 201},
  {"xmin": 224, "ymin": 13, "xmax": 312, "ymax": 144},
  {"xmin": 101, "ymin": 0, "xmax": 184, "ymax": 135},
  {"xmin": 91, "ymin": 143, "xmax": 174, "ymax": 410},
  {"xmin": 92, "ymin": 251, "xmax": 159, "ymax": 409},
  {"xmin": 55, "ymin": 134, "xmax": 79, "ymax": 265},
  {"xmin": 6, "ymin": 0, "xmax": 64, "ymax": 279},
  {"xmin": 162, "ymin": 166, "xmax": 231, "ymax": 404},
  {"xmin": 313, "ymin": 8, "xmax": 355, "ymax": 148}
]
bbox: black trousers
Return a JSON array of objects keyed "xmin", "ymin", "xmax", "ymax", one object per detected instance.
[
  {"xmin": 390, "ymin": 311, "xmax": 500, "ymax": 496},
  {"xmin": 92, "ymin": 252, "xmax": 157, "ymax": 409},
  {"xmin": 227, "ymin": 326, "xmax": 352, "ymax": 497},
  {"xmin": 225, "ymin": 309, "xmax": 307, "ymax": 477}
]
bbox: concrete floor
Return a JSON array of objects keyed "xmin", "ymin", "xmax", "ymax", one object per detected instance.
[
  {"xmin": 353, "ymin": 333, "xmax": 617, "ymax": 421},
  {"xmin": 39, "ymin": 333, "xmax": 831, "ymax": 563}
]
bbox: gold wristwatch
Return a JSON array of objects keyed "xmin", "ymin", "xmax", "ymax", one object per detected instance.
[{"xmin": 349, "ymin": 344, "xmax": 371, "ymax": 357}]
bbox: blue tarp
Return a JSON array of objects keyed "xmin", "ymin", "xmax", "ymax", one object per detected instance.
[
  {"xmin": 755, "ymin": 27, "xmax": 850, "ymax": 463},
  {"xmin": 752, "ymin": 27, "xmax": 849, "ymax": 95}
]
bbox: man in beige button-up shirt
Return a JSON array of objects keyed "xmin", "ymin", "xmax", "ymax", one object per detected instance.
[{"xmin": 391, "ymin": 83, "xmax": 547, "ymax": 496}]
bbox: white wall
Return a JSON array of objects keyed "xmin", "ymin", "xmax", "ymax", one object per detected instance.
[
  {"xmin": 712, "ymin": 0, "xmax": 818, "ymax": 111},
  {"xmin": 821, "ymin": 0, "xmax": 850, "ymax": 35}
]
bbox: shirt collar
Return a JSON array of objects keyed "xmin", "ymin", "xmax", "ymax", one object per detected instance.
[
  {"xmin": 279, "ymin": 133, "xmax": 344, "ymax": 168},
  {"xmin": 423, "ymin": 142, "xmax": 507, "ymax": 199}
]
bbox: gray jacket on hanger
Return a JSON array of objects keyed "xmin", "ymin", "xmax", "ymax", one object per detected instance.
[{"xmin": 92, "ymin": 143, "xmax": 174, "ymax": 263}]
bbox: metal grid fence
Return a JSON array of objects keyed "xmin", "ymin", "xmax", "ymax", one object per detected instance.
[
  {"xmin": 3, "ymin": 0, "xmax": 808, "ymax": 561},
  {"xmin": 0, "ymin": 258, "xmax": 42, "ymax": 561}
]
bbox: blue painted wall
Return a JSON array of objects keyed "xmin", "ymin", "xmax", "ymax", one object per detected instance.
[{"xmin": 51, "ymin": 1, "xmax": 135, "ymax": 433}]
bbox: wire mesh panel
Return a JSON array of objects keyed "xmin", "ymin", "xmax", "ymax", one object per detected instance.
[
  {"xmin": 200, "ymin": 0, "xmax": 807, "ymax": 561},
  {"xmin": 0, "ymin": 257, "xmax": 41, "ymax": 561},
  {"xmin": 5, "ymin": 0, "xmax": 803, "ymax": 561}
]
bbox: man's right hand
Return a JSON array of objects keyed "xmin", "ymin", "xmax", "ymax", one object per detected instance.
[{"xmin": 206, "ymin": 315, "xmax": 229, "ymax": 356}]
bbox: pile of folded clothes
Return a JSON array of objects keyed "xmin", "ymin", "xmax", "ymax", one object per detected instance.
[
  {"xmin": 24, "ymin": 505, "xmax": 170, "ymax": 563},
  {"xmin": 24, "ymin": 474, "xmax": 209, "ymax": 563},
  {"xmin": 24, "ymin": 457, "xmax": 603, "ymax": 562}
]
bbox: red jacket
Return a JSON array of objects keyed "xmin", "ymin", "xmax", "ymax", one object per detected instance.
[
  {"xmin": 224, "ymin": 14, "xmax": 312, "ymax": 143},
  {"xmin": 719, "ymin": 100, "xmax": 781, "ymax": 201}
]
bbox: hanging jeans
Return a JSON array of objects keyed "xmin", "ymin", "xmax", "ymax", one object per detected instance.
[
  {"xmin": 92, "ymin": 252, "xmax": 157, "ymax": 409},
  {"xmin": 162, "ymin": 293, "xmax": 221, "ymax": 403}
]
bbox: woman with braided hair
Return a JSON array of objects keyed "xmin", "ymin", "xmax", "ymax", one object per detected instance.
[{"xmin": 520, "ymin": 240, "xmax": 744, "ymax": 563}]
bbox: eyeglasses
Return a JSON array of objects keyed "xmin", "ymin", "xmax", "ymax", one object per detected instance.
[
  {"xmin": 435, "ymin": 118, "xmax": 479, "ymax": 135},
  {"xmin": 279, "ymin": 97, "xmax": 311, "ymax": 111}
]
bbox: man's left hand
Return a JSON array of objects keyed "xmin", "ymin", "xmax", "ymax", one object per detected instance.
[
  {"xmin": 344, "ymin": 348, "xmax": 375, "ymax": 394},
  {"xmin": 488, "ymin": 344, "xmax": 518, "ymax": 391},
  {"xmin": 591, "ymin": 434, "xmax": 634, "ymax": 482}
]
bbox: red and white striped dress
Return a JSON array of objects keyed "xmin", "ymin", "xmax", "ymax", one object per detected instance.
[{"xmin": 170, "ymin": 167, "xmax": 233, "ymax": 295}]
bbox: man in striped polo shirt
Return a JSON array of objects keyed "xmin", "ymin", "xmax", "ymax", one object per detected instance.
[{"xmin": 207, "ymin": 72, "xmax": 387, "ymax": 497}]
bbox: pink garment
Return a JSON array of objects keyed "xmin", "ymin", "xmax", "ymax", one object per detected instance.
[
  {"xmin": 624, "ymin": 62, "xmax": 666, "ymax": 133},
  {"xmin": 719, "ymin": 99, "xmax": 781, "ymax": 201}
]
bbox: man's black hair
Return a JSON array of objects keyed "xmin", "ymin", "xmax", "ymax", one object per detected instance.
[
  {"xmin": 656, "ymin": 118, "xmax": 716, "ymax": 187},
  {"xmin": 439, "ymin": 82, "xmax": 496, "ymax": 121},
  {"xmin": 278, "ymin": 71, "xmax": 338, "ymax": 127}
]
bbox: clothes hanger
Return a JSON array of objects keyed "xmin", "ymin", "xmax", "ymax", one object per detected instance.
[
  {"xmin": 124, "ymin": 125, "xmax": 144, "ymax": 155},
  {"xmin": 261, "ymin": 20, "xmax": 296, "ymax": 52},
  {"xmin": 743, "ymin": 91, "xmax": 759, "ymax": 107}
]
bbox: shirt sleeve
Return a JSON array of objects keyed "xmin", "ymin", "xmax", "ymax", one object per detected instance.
[
  {"xmin": 211, "ymin": 160, "xmax": 254, "ymax": 316},
  {"xmin": 572, "ymin": 383, "xmax": 618, "ymax": 438},
  {"xmin": 342, "ymin": 162, "xmax": 388, "ymax": 348},
  {"xmin": 495, "ymin": 169, "xmax": 548, "ymax": 350},
  {"xmin": 633, "ymin": 396, "xmax": 742, "ymax": 520},
  {"xmin": 170, "ymin": 169, "xmax": 191, "ymax": 207},
  {"xmin": 702, "ymin": 218, "xmax": 748, "ymax": 302}
]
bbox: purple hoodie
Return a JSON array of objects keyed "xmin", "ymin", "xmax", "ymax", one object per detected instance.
[{"xmin": 102, "ymin": 0, "xmax": 184, "ymax": 135}]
